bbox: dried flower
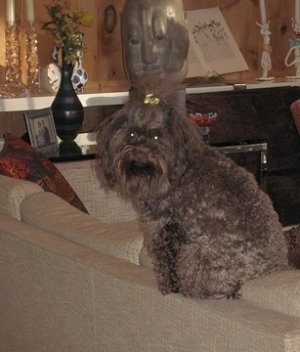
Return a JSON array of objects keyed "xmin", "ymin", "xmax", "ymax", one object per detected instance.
[{"xmin": 42, "ymin": 0, "xmax": 93, "ymax": 65}]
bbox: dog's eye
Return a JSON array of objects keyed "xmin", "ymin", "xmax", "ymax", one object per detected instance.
[
  {"xmin": 148, "ymin": 130, "xmax": 161, "ymax": 141},
  {"xmin": 129, "ymin": 130, "xmax": 138, "ymax": 139}
]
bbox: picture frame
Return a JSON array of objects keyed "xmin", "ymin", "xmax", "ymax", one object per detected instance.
[
  {"xmin": 186, "ymin": 7, "xmax": 249, "ymax": 77},
  {"xmin": 24, "ymin": 108, "xmax": 59, "ymax": 157}
]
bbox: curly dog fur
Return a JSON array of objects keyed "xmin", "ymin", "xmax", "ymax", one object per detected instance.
[{"xmin": 97, "ymin": 79, "xmax": 291, "ymax": 299}]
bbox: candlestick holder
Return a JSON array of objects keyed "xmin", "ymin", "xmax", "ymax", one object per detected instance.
[
  {"xmin": 256, "ymin": 21, "xmax": 274, "ymax": 81},
  {"xmin": 25, "ymin": 21, "xmax": 40, "ymax": 92},
  {"xmin": 4, "ymin": 21, "xmax": 23, "ymax": 96},
  {"xmin": 0, "ymin": 66, "xmax": 9, "ymax": 98},
  {"xmin": 284, "ymin": 19, "xmax": 300, "ymax": 79}
]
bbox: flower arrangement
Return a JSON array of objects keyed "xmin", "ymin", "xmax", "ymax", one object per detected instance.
[{"xmin": 42, "ymin": 0, "xmax": 93, "ymax": 65}]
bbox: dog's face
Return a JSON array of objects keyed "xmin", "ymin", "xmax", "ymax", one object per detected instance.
[{"xmin": 97, "ymin": 100, "xmax": 197, "ymax": 201}]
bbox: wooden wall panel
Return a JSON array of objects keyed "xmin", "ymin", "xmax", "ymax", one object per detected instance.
[
  {"xmin": 0, "ymin": 0, "xmax": 298, "ymax": 137},
  {"xmin": 184, "ymin": 0, "xmax": 295, "ymax": 81},
  {"xmin": 0, "ymin": 0, "xmax": 297, "ymax": 89},
  {"xmin": 91, "ymin": 0, "xmax": 294, "ymax": 82},
  {"xmin": 97, "ymin": 0, "xmax": 127, "ymax": 89}
]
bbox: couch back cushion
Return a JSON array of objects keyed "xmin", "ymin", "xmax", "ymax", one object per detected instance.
[
  {"xmin": 0, "ymin": 174, "xmax": 43, "ymax": 220},
  {"xmin": 241, "ymin": 270, "xmax": 300, "ymax": 318},
  {"xmin": 56, "ymin": 159, "xmax": 138, "ymax": 223},
  {"xmin": 21, "ymin": 191, "xmax": 144, "ymax": 265}
]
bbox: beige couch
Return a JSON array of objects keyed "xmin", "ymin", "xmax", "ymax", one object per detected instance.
[{"xmin": 0, "ymin": 159, "xmax": 300, "ymax": 352}]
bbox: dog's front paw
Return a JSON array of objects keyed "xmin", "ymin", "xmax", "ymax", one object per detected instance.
[
  {"xmin": 156, "ymin": 276, "xmax": 180, "ymax": 295},
  {"xmin": 158, "ymin": 284, "xmax": 172, "ymax": 295},
  {"xmin": 154, "ymin": 264, "xmax": 180, "ymax": 295},
  {"xmin": 157, "ymin": 281, "xmax": 178, "ymax": 295}
]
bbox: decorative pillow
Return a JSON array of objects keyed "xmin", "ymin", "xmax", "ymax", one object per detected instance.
[{"xmin": 0, "ymin": 133, "xmax": 88, "ymax": 213}]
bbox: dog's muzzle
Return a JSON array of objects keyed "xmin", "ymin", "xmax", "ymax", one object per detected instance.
[
  {"xmin": 124, "ymin": 159, "xmax": 157, "ymax": 178},
  {"xmin": 114, "ymin": 145, "xmax": 167, "ymax": 182}
]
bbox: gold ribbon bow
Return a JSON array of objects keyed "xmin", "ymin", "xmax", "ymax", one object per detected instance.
[{"xmin": 144, "ymin": 94, "xmax": 160, "ymax": 105}]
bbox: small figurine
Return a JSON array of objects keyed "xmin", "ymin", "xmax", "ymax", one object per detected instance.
[
  {"xmin": 285, "ymin": 20, "xmax": 300, "ymax": 79},
  {"xmin": 256, "ymin": 21, "xmax": 274, "ymax": 80}
]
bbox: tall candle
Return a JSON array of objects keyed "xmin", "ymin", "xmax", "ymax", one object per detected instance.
[
  {"xmin": 295, "ymin": 0, "xmax": 300, "ymax": 23},
  {"xmin": 6, "ymin": 0, "xmax": 15, "ymax": 26},
  {"xmin": 259, "ymin": 0, "xmax": 267, "ymax": 23},
  {"xmin": 26, "ymin": 0, "xmax": 35, "ymax": 24}
]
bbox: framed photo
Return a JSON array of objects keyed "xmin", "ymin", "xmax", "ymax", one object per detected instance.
[
  {"xmin": 186, "ymin": 7, "xmax": 249, "ymax": 77},
  {"xmin": 24, "ymin": 108, "xmax": 59, "ymax": 157}
]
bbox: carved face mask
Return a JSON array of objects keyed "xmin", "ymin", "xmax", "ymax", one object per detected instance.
[{"xmin": 121, "ymin": 0, "xmax": 189, "ymax": 81}]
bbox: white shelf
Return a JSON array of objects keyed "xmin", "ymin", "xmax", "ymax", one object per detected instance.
[
  {"xmin": 185, "ymin": 78, "xmax": 300, "ymax": 95},
  {"xmin": 0, "ymin": 91, "xmax": 129, "ymax": 112},
  {"xmin": 1, "ymin": 78, "xmax": 300, "ymax": 113}
]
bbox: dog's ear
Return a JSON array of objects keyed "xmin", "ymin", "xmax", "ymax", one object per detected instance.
[
  {"xmin": 96, "ymin": 119, "xmax": 115, "ymax": 188},
  {"xmin": 166, "ymin": 108, "xmax": 202, "ymax": 178},
  {"xmin": 96, "ymin": 111, "xmax": 127, "ymax": 189}
]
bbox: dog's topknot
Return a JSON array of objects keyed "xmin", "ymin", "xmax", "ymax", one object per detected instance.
[{"xmin": 128, "ymin": 75, "xmax": 182, "ymax": 109}]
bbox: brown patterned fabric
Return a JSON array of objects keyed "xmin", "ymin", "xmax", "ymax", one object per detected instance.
[{"xmin": 0, "ymin": 133, "xmax": 88, "ymax": 213}]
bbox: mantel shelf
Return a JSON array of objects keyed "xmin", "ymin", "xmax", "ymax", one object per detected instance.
[
  {"xmin": 0, "ymin": 91, "xmax": 130, "ymax": 113},
  {"xmin": 1, "ymin": 79, "xmax": 300, "ymax": 113}
]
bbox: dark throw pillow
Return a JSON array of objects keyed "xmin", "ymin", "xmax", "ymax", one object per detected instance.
[{"xmin": 0, "ymin": 133, "xmax": 88, "ymax": 213}]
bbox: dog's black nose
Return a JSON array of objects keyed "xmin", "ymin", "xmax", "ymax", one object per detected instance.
[{"xmin": 125, "ymin": 160, "xmax": 155, "ymax": 178}]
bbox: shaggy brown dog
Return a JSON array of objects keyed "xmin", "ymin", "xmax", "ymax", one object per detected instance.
[{"xmin": 97, "ymin": 80, "xmax": 291, "ymax": 299}]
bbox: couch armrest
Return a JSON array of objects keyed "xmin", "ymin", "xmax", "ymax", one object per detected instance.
[
  {"xmin": 0, "ymin": 174, "xmax": 43, "ymax": 220},
  {"xmin": 21, "ymin": 191, "xmax": 144, "ymax": 265}
]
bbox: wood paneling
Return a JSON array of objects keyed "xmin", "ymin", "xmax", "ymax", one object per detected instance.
[
  {"xmin": 0, "ymin": 0, "xmax": 298, "ymax": 136},
  {"xmin": 0, "ymin": 0, "xmax": 297, "ymax": 88}
]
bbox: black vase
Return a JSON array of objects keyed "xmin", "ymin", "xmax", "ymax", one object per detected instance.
[{"xmin": 51, "ymin": 59, "xmax": 84, "ymax": 147}]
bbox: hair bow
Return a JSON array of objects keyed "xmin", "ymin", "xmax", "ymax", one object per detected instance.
[{"xmin": 144, "ymin": 94, "xmax": 160, "ymax": 105}]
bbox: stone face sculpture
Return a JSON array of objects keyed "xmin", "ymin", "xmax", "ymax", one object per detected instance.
[{"xmin": 121, "ymin": 0, "xmax": 189, "ymax": 81}]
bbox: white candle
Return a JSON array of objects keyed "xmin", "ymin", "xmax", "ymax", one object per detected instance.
[
  {"xmin": 6, "ymin": 0, "xmax": 15, "ymax": 26},
  {"xmin": 259, "ymin": 0, "xmax": 267, "ymax": 23},
  {"xmin": 25, "ymin": 0, "xmax": 35, "ymax": 24},
  {"xmin": 295, "ymin": 0, "xmax": 300, "ymax": 23}
]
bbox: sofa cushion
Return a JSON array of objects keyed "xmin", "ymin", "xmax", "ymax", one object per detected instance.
[
  {"xmin": 56, "ymin": 159, "xmax": 138, "ymax": 223},
  {"xmin": 0, "ymin": 174, "xmax": 43, "ymax": 220},
  {"xmin": 0, "ymin": 133, "xmax": 88, "ymax": 213},
  {"xmin": 139, "ymin": 245, "xmax": 153, "ymax": 269},
  {"xmin": 240, "ymin": 270, "xmax": 300, "ymax": 318},
  {"xmin": 21, "ymin": 191, "xmax": 144, "ymax": 265},
  {"xmin": 1, "ymin": 212, "xmax": 300, "ymax": 352},
  {"xmin": 140, "ymin": 249, "xmax": 300, "ymax": 318}
]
